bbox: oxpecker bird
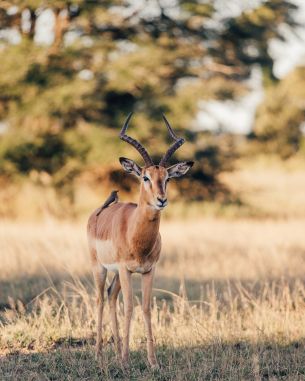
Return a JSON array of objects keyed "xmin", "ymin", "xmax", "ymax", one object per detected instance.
[{"xmin": 96, "ymin": 190, "xmax": 119, "ymax": 216}]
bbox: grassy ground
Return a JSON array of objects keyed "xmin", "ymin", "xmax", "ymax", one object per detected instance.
[{"xmin": 1, "ymin": 159, "xmax": 305, "ymax": 380}]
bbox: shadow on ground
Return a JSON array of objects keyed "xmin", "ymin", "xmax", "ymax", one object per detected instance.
[
  {"xmin": 1, "ymin": 340, "xmax": 305, "ymax": 381},
  {"xmin": 1, "ymin": 271, "xmax": 305, "ymax": 380}
]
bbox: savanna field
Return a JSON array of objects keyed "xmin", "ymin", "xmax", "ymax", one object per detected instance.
[
  {"xmin": 1, "ymin": 158, "xmax": 305, "ymax": 380},
  {"xmin": 1, "ymin": 1, "xmax": 305, "ymax": 379}
]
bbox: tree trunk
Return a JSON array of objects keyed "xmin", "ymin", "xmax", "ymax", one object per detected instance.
[{"xmin": 53, "ymin": 8, "xmax": 69, "ymax": 49}]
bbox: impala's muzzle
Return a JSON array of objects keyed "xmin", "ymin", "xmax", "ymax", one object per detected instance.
[{"xmin": 156, "ymin": 197, "xmax": 168, "ymax": 209}]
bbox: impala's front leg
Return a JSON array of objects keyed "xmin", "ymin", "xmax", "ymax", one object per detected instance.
[
  {"xmin": 93, "ymin": 265, "xmax": 107, "ymax": 359},
  {"xmin": 142, "ymin": 267, "xmax": 158, "ymax": 368},
  {"xmin": 118, "ymin": 265, "xmax": 133, "ymax": 366}
]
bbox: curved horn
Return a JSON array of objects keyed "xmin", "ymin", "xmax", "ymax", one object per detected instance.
[
  {"xmin": 159, "ymin": 114, "xmax": 185, "ymax": 166},
  {"xmin": 119, "ymin": 113, "xmax": 154, "ymax": 166}
]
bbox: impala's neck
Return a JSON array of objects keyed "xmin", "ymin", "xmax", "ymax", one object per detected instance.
[{"xmin": 128, "ymin": 187, "xmax": 161, "ymax": 257}]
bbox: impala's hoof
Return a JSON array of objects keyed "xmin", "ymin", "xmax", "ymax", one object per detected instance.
[
  {"xmin": 121, "ymin": 356, "xmax": 129, "ymax": 369},
  {"xmin": 149, "ymin": 359, "xmax": 159, "ymax": 370},
  {"xmin": 116, "ymin": 342, "xmax": 122, "ymax": 358},
  {"xmin": 121, "ymin": 362, "xmax": 130, "ymax": 371},
  {"xmin": 95, "ymin": 345, "xmax": 103, "ymax": 360}
]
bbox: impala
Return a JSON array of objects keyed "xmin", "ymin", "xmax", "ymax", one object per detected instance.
[{"xmin": 87, "ymin": 113, "xmax": 193, "ymax": 368}]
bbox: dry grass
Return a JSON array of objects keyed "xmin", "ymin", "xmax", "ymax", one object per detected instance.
[
  {"xmin": 221, "ymin": 155, "xmax": 305, "ymax": 219},
  {"xmin": 1, "ymin": 217, "xmax": 305, "ymax": 380},
  {"xmin": 1, "ymin": 158, "xmax": 305, "ymax": 380}
]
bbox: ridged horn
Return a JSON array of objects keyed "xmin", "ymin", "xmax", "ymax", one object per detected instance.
[
  {"xmin": 159, "ymin": 114, "xmax": 185, "ymax": 166},
  {"xmin": 119, "ymin": 113, "xmax": 154, "ymax": 166}
]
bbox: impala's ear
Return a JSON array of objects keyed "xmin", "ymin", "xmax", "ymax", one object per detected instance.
[
  {"xmin": 167, "ymin": 161, "xmax": 194, "ymax": 178},
  {"xmin": 119, "ymin": 157, "xmax": 142, "ymax": 177}
]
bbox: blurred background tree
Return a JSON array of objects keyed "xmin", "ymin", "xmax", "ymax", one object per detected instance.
[
  {"xmin": 254, "ymin": 67, "xmax": 305, "ymax": 158},
  {"xmin": 0, "ymin": 0, "xmax": 303, "ymax": 217}
]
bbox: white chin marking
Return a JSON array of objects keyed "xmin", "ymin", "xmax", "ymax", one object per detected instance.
[{"xmin": 156, "ymin": 204, "xmax": 167, "ymax": 210}]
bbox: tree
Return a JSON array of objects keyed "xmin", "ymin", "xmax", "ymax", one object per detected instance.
[
  {"xmin": 0, "ymin": 0, "xmax": 300, "ymax": 213},
  {"xmin": 254, "ymin": 67, "xmax": 305, "ymax": 158}
]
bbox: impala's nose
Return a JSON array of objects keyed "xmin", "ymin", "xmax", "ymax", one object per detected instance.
[{"xmin": 157, "ymin": 197, "xmax": 168, "ymax": 208}]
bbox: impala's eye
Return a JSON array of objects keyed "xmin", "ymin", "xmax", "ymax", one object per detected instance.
[
  {"xmin": 143, "ymin": 176, "xmax": 149, "ymax": 182},
  {"xmin": 166, "ymin": 178, "xmax": 170, "ymax": 183}
]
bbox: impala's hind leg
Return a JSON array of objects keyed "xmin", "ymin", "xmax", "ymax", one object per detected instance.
[
  {"xmin": 108, "ymin": 273, "xmax": 122, "ymax": 357},
  {"xmin": 93, "ymin": 265, "xmax": 107, "ymax": 358},
  {"xmin": 119, "ymin": 266, "xmax": 133, "ymax": 366}
]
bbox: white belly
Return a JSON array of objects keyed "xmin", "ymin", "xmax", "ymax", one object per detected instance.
[
  {"xmin": 94, "ymin": 239, "xmax": 117, "ymax": 270},
  {"xmin": 103, "ymin": 263, "xmax": 119, "ymax": 272}
]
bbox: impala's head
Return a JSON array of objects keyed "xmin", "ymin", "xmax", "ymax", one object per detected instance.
[{"xmin": 119, "ymin": 113, "xmax": 194, "ymax": 211}]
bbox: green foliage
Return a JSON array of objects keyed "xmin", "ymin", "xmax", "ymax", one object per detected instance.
[
  {"xmin": 2, "ymin": 132, "xmax": 86, "ymax": 175},
  {"xmin": 0, "ymin": 128, "xmax": 89, "ymax": 195},
  {"xmin": 254, "ymin": 67, "xmax": 305, "ymax": 158},
  {"xmin": 216, "ymin": 1, "xmax": 298, "ymax": 81},
  {"xmin": 0, "ymin": 0, "xmax": 300, "ymax": 208}
]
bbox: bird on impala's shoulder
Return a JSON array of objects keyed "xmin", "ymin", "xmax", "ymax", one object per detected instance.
[{"xmin": 96, "ymin": 190, "xmax": 119, "ymax": 216}]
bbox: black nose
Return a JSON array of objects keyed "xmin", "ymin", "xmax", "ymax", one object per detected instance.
[{"xmin": 157, "ymin": 197, "xmax": 167, "ymax": 205}]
